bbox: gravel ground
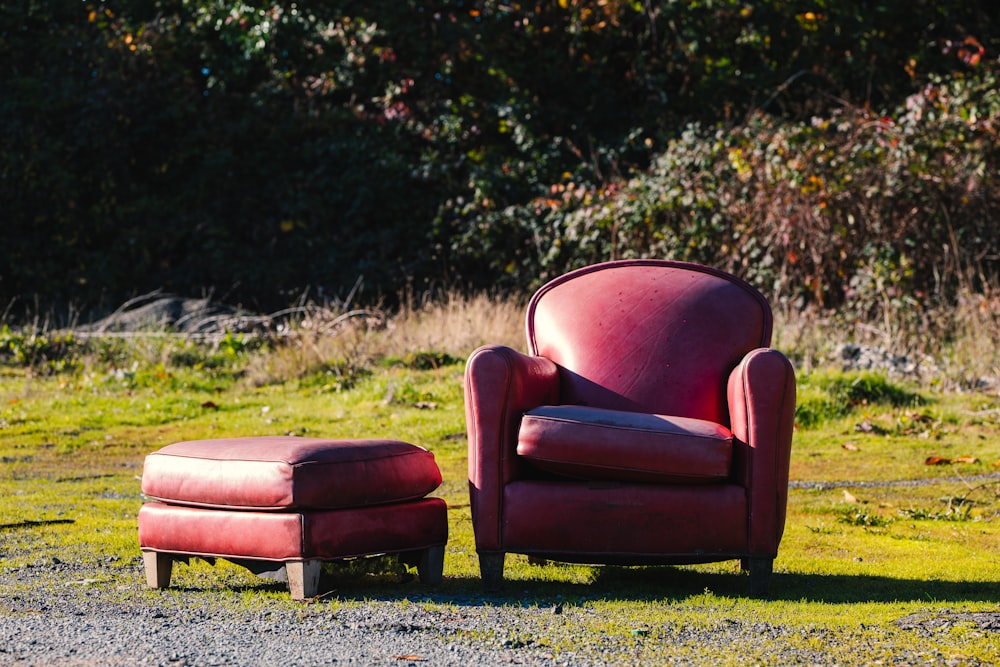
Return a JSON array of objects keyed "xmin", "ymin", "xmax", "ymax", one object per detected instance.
[
  {"xmin": 1, "ymin": 598, "xmax": 567, "ymax": 667},
  {"xmin": 0, "ymin": 560, "xmax": 599, "ymax": 667},
  {"xmin": 4, "ymin": 558, "xmax": 999, "ymax": 666},
  {"xmin": 789, "ymin": 471, "xmax": 1000, "ymax": 491}
]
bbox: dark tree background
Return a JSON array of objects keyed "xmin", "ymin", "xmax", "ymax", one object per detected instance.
[{"xmin": 2, "ymin": 1, "xmax": 999, "ymax": 318}]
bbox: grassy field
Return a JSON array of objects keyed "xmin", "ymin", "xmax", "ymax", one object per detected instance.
[{"xmin": 2, "ymin": 295, "xmax": 999, "ymax": 664}]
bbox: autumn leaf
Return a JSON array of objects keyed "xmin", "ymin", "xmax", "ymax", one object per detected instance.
[
  {"xmin": 926, "ymin": 455, "xmax": 980, "ymax": 465},
  {"xmin": 957, "ymin": 36, "xmax": 985, "ymax": 67}
]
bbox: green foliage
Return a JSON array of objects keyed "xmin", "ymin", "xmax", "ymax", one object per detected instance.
[
  {"xmin": 837, "ymin": 506, "xmax": 892, "ymax": 528},
  {"xmin": 898, "ymin": 504, "xmax": 973, "ymax": 522},
  {"xmin": 902, "ymin": 481, "xmax": 1000, "ymax": 522},
  {"xmin": 827, "ymin": 373, "xmax": 924, "ymax": 408},
  {"xmin": 0, "ymin": 326, "xmax": 82, "ymax": 374},
  {"xmin": 1, "ymin": 1, "xmax": 440, "ymax": 313},
  {"xmin": 390, "ymin": 350, "xmax": 464, "ymax": 371},
  {"xmin": 295, "ymin": 362, "xmax": 373, "ymax": 393},
  {"xmin": 2, "ymin": 1, "xmax": 999, "ymax": 315},
  {"xmin": 0, "ymin": 324, "xmax": 257, "ymax": 390},
  {"xmin": 470, "ymin": 68, "xmax": 1000, "ymax": 308},
  {"xmin": 217, "ymin": 332, "xmax": 255, "ymax": 358},
  {"xmin": 795, "ymin": 371, "xmax": 924, "ymax": 428}
]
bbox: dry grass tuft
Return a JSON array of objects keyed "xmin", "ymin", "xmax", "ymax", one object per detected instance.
[
  {"xmin": 931, "ymin": 290, "xmax": 1000, "ymax": 390},
  {"xmin": 242, "ymin": 291, "xmax": 525, "ymax": 387},
  {"xmin": 388, "ymin": 290, "xmax": 526, "ymax": 357},
  {"xmin": 8, "ymin": 285, "xmax": 999, "ymax": 394},
  {"xmin": 237, "ymin": 288, "xmax": 1000, "ymax": 392},
  {"xmin": 774, "ymin": 288, "xmax": 1000, "ymax": 392}
]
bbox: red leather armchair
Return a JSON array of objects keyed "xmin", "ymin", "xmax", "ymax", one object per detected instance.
[{"xmin": 464, "ymin": 260, "xmax": 795, "ymax": 596}]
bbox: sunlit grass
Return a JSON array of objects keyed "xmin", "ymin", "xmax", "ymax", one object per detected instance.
[{"xmin": 2, "ymin": 292, "xmax": 1000, "ymax": 664}]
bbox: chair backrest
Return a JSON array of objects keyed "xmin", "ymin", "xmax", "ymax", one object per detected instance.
[{"xmin": 527, "ymin": 260, "xmax": 772, "ymax": 424}]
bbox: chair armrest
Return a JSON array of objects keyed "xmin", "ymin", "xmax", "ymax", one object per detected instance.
[
  {"xmin": 464, "ymin": 344, "xmax": 560, "ymax": 551},
  {"xmin": 727, "ymin": 347, "xmax": 796, "ymax": 554}
]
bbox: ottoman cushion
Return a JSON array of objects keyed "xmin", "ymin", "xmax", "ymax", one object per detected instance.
[
  {"xmin": 138, "ymin": 498, "xmax": 449, "ymax": 561},
  {"xmin": 141, "ymin": 436, "xmax": 442, "ymax": 511}
]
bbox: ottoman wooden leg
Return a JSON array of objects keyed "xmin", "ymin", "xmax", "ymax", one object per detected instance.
[
  {"xmin": 416, "ymin": 545, "xmax": 445, "ymax": 585},
  {"xmin": 286, "ymin": 560, "xmax": 322, "ymax": 600},
  {"xmin": 143, "ymin": 551, "xmax": 173, "ymax": 589}
]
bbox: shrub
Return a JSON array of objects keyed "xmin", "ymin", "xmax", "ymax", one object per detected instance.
[
  {"xmin": 460, "ymin": 66, "xmax": 1000, "ymax": 315},
  {"xmin": 795, "ymin": 370, "xmax": 924, "ymax": 428},
  {"xmin": 0, "ymin": 326, "xmax": 82, "ymax": 374},
  {"xmin": 2, "ymin": 1, "xmax": 999, "ymax": 315}
]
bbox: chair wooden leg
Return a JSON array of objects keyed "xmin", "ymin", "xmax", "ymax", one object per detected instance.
[
  {"xmin": 417, "ymin": 545, "xmax": 445, "ymax": 584},
  {"xmin": 746, "ymin": 556, "xmax": 773, "ymax": 599},
  {"xmin": 478, "ymin": 552, "xmax": 504, "ymax": 593},
  {"xmin": 143, "ymin": 551, "xmax": 173, "ymax": 589},
  {"xmin": 286, "ymin": 560, "xmax": 322, "ymax": 600}
]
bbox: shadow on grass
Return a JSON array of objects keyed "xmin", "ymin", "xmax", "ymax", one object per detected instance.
[
  {"xmin": 586, "ymin": 566, "xmax": 1000, "ymax": 605},
  {"xmin": 764, "ymin": 572, "xmax": 1000, "ymax": 604},
  {"xmin": 304, "ymin": 563, "xmax": 1000, "ymax": 607},
  {"xmin": 145, "ymin": 556, "xmax": 1000, "ymax": 607}
]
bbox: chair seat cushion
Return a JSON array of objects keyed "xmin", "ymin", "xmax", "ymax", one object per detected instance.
[
  {"xmin": 516, "ymin": 405, "xmax": 733, "ymax": 484},
  {"xmin": 141, "ymin": 436, "xmax": 442, "ymax": 510}
]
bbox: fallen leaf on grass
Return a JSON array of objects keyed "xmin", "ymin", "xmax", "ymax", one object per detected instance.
[{"xmin": 925, "ymin": 455, "xmax": 980, "ymax": 465}]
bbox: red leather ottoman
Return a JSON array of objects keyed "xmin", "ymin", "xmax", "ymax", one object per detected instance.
[{"xmin": 137, "ymin": 436, "xmax": 448, "ymax": 599}]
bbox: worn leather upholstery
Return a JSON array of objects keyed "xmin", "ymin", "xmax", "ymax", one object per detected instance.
[
  {"xmin": 516, "ymin": 405, "xmax": 733, "ymax": 483},
  {"xmin": 142, "ymin": 436, "xmax": 442, "ymax": 510},
  {"xmin": 465, "ymin": 260, "xmax": 795, "ymax": 594},
  {"xmin": 138, "ymin": 437, "xmax": 448, "ymax": 598},
  {"xmin": 138, "ymin": 498, "xmax": 448, "ymax": 562}
]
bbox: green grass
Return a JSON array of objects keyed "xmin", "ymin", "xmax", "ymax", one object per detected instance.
[{"xmin": 2, "ymin": 336, "xmax": 1000, "ymax": 664}]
